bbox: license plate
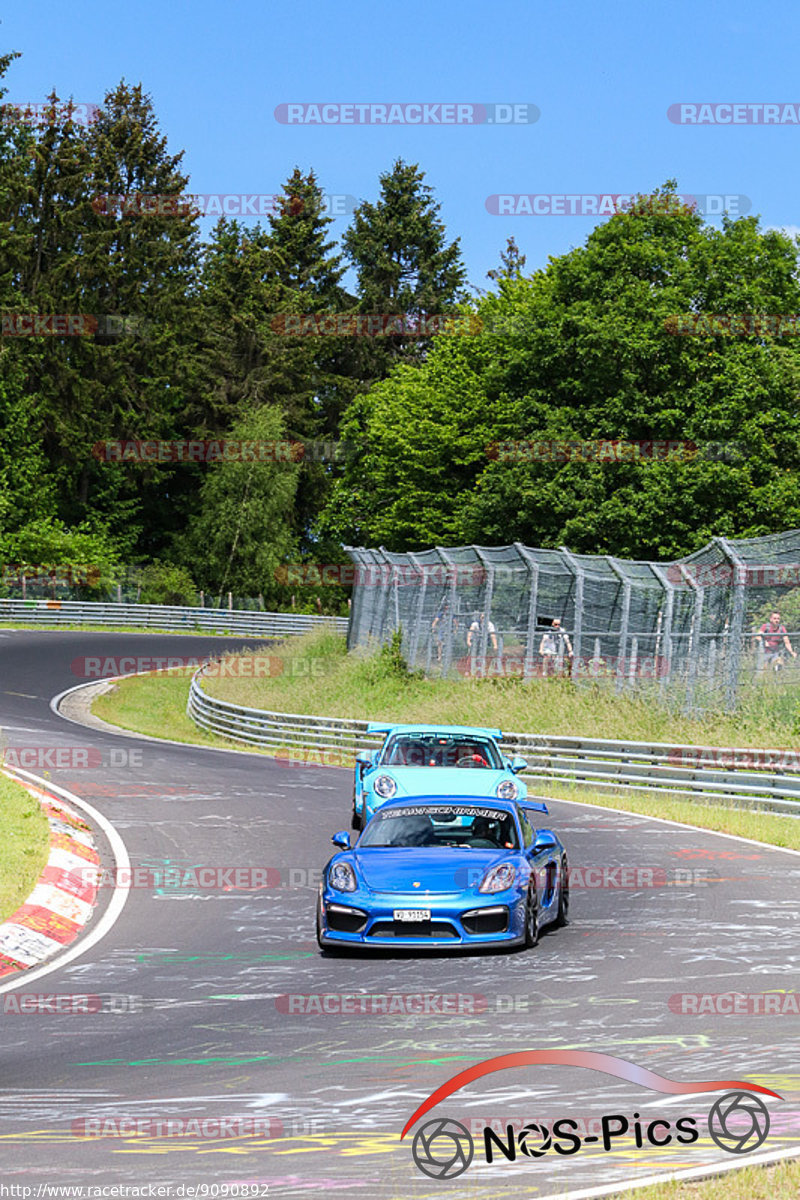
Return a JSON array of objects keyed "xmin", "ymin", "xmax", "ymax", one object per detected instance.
[{"xmin": 393, "ymin": 909, "xmax": 431, "ymax": 922}]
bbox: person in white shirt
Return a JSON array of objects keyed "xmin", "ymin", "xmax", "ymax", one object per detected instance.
[
  {"xmin": 539, "ymin": 617, "xmax": 573, "ymax": 676},
  {"xmin": 467, "ymin": 611, "xmax": 498, "ymax": 675}
]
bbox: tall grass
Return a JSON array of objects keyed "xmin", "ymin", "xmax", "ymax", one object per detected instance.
[{"xmin": 200, "ymin": 631, "xmax": 800, "ymax": 749}]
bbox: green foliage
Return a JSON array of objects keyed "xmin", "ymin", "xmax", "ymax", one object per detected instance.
[
  {"xmin": 377, "ymin": 628, "xmax": 419, "ymax": 679},
  {"xmin": 323, "ymin": 185, "xmax": 800, "ymax": 558},
  {"xmin": 179, "ymin": 405, "xmax": 299, "ymax": 599},
  {"xmin": 135, "ymin": 562, "xmax": 199, "ymax": 606},
  {"xmin": 0, "ymin": 518, "xmax": 120, "ymax": 593}
]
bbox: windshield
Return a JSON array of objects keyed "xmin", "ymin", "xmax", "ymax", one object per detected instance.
[
  {"xmin": 380, "ymin": 733, "xmax": 503, "ymax": 769},
  {"xmin": 360, "ymin": 804, "xmax": 519, "ymax": 849}
]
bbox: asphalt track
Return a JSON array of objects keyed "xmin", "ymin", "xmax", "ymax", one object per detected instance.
[{"xmin": 0, "ymin": 630, "xmax": 797, "ymax": 1199}]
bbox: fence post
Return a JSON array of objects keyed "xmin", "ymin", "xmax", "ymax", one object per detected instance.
[
  {"xmin": 678, "ymin": 564, "xmax": 705, "ymax": 715},
  {"xmin": 474, "ymin": 549, "xmax": 495, "ymax": 676},
  {"xmin": 514, "ymin": 543, "xmax": 540, "ymax": 681},
  {"xmin": 606, "ymin": 557, "xmax": 631, "ymax": 694},
  {"xmin": 407, "ymin": 553, "xmax": 427, "ymax": 669},
  {"xmin": 650, "ymin": 564, "xmax": 675, "ymax": 697},
  {"xmin": 715, "ymin": 536, "xmax": 747, "ymax": 711},
  {"xmin": 559, "ymin": 547, "xmax": 584, "ymax": 680},
  {"xmin": 374, "ymin": 547, "xmax": 394, "ymax": 644},
  {"xmin": 437, "ymin": 548, "xmax": 459, "ymax": 677}
]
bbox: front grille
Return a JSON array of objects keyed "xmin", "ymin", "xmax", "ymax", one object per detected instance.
[
  {"xmin": 461, "ymin": 907, "xmax": 509, "ymax": 935},
  {"xmin": 368, "ymin": 920, "xmax": 458, "ymax": 939}
]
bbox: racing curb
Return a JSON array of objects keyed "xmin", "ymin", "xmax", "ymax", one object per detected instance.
[{"xmin": 0, "ymin": 769, "xmax": 99, "ymax": 981}]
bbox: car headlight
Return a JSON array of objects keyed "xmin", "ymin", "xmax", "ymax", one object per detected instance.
[
  {"xmin": 479, "ymin": 862, "xmax": 517, "ymax": 893},
  {"xmin": 496, "ymin": 779, "xmax": 518, "ymax": 800},
  {"xmin": 330, "ymin": 862, "xmax": 357, "ymax": 892},
  {"xmin": 374, "ymin": 775, "xmax": 397, "ymax": 799}
]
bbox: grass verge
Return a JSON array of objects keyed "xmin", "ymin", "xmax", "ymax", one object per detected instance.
[
  {"xmin": 604, "ymin": 1156, "xmax": 799, "ymax": 1199},
  {"xmin": 0, "ymin": 772, "xmax": 51, "ymax": 922},
  {"xmin": 533, "ymin": 783, "xmax": 800, "ymax": 851},
  {"xmin": 91, "ymin": 672, "xmax": 264, "ymax": 752},
  {"xmin": 196, "ymin": 631, "xmax": 800, "ymax": 749}
]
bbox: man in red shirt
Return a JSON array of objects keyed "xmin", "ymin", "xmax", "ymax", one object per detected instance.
[{"xmin": 755, "ymin": 610, "xmax": 796, "ymax": 670}]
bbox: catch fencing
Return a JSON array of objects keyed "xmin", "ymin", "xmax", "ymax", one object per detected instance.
[
  {"xmin": 186, "ymin": 672, "xmax": 800, "ymax": 815},
  {"xmin": 0, "ymin": 598, "xmax": 348, "ymax": 638},
  {"xmin": 344, "ymin": 531, "xmax": 800, "ymax": 713}
]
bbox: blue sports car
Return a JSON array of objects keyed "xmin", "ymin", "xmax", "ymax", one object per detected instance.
[
  {"xmin": 317, "ymin": 795, "xmax": 569, "ymax": 952},
  {"xmin": 351, "ymin": 723, "xmax": 529, "ymax": 830}
]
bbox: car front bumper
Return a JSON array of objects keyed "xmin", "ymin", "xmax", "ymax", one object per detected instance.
[{"xmin": 318, "ymin": 887, "xmax": 527, "ymax": 949}]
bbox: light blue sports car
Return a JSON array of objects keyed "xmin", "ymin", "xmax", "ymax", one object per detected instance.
[{"xmin": 351, "ymin": 723, "xmax": 528, "ymax": 830}]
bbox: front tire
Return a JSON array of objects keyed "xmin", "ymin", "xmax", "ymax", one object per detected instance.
[
  {"xmin": 524, "ymin": 886, "xmax": 539, "ymax": 948},
  {"xmin": 555, "ymin": 854, "xmax": 570, "ymax": 927},
  {"xmin": 351, "ymin": 791, "xmax": 362, "ymax": 831}
]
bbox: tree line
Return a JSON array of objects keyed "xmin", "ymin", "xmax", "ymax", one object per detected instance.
[{"xmin": 2, "ymin": 53, "xmax": 800, "ymax": 610}]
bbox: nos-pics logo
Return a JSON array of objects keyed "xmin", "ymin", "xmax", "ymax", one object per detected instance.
[{"xmin": 402, "ymin": 1050, "xmax": 780, "ymax": 1180}]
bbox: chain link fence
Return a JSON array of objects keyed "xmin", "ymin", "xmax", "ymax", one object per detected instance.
[{"xmin": 344, "ymin": 532, "xmax": 800, "ymax": 713}]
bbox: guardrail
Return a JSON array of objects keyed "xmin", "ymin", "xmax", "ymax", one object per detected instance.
[
  {"xmin": 187, "ymin": 670, "xmax": 800, "ymax": 816},
  {"xmin": 0, "ymin": 598, "xmax": 348, "ymax": 638}
]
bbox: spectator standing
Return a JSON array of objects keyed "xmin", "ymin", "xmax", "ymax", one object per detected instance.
[{"xmin": 539, "ymin": 617, "xmax": 574, "ymax": 676}]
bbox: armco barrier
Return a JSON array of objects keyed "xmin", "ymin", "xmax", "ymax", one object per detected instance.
[
  {"xmin": 0, "ymin": 599, "xmax": 348, "ymax": 638},
  {"xmin": 187, "ymin": 669, "xmax": 800, "ymax": 815}
]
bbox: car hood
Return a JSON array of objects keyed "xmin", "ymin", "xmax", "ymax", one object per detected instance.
[
  {"xmin": 354, "ymin": 847, "xmax": 512, "ymax": 894},
  {"xmin": 368, "ymin": 767, "xmax": 523, "ymax": 798}
]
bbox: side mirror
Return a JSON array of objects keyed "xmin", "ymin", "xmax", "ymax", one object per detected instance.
[
  {"xmin": 355, "ymin": 750, "xmax": 374, "ymax": 766},
  {"xmin": 510, "ymin": 755, "xmax": 528, "ymax": 773},
  {"xmin": 331, "ymin": 830, "xmax": 351, "ymax": 850},
  {"xmin": 533, "ymin": 829, "xmax": 557, "ymax": 853}
]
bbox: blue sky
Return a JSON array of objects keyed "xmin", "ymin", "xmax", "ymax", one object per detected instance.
[{"xmin": 4, "ymin": 0, "xmax": 799, "ymax": 296}]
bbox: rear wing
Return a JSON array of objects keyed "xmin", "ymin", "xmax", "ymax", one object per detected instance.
[
  {"xmin": 365, "ymin": 722, "xmax": 504, "ymax": 739},
  {"xmin": 519, "ymin": 798, "xmax": 549, "ymax": 815}
]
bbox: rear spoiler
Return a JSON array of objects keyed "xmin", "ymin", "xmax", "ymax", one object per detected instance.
[
  {"xmin": 365, "ymin": 722, "xmax": 504, "ymax": 739},
  {"xmin": 520, "ymin": 798, "xmax": 549, "ymax": 815}
]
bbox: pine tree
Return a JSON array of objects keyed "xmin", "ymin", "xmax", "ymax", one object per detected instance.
[
  {"xmin": 267, "ymin": 168, "xmax": 345, "ymax": 308},
  {"xmin": 487, "ymin": 236, "xmax": 527, "ymax": 281}
]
